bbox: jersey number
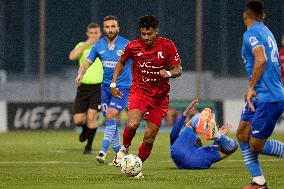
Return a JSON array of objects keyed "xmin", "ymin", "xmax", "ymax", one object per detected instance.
[{"xmin": 267, "ymin": 36, "xmax": 278, "ymax": 62}]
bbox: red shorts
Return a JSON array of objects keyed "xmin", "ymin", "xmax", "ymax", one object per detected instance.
[{"xmin": 128, "ymin": 92, "xmax": 169, "ymax": 126}]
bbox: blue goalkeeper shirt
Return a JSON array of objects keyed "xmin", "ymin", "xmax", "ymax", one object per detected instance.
[{"xmin": 87, "ymin": 35, "xmax": 132, "ymax": 87}]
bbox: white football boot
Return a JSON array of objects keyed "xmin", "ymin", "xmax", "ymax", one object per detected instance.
[
  {"xmin": 96, "ymin": 151, "xmax": 106, "ymax": 164},
  {"xmin": 134, "ymin": 172, "xmax": 144, "ymax": 179},
  {"xmin": 112, "ymin": 145, "xmax": 128, "ymax": 167}
]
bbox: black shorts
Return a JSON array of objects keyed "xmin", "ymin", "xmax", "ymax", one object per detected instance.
[{"xmin": 74, "ymin": 83, "xmax": 101, "ymax": 113}]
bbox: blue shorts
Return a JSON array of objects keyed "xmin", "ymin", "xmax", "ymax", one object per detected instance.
[
  {"xmin": 101, "ymin": 84, "xmax": 130, "ymax": 116},
  {"xmin": 240, "ymin": 98, "xmax": 258, "ymax": 122},
  {"xmin": 241, "ymin": 99, "xmax": 284, "ymax": 139},
  {"xmin": 171, "ymin": 127, "xmax": 221, "ymax": 169}
]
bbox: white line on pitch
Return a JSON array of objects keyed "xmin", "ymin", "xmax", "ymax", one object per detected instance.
[{"xmin": 0, "ymin": 161, "xmax": 91, "ymax": 164}]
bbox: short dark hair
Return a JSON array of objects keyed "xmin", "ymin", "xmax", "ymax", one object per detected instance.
[
  {"xmin": 103, "ymin": 15, "xmax": 119, "ymax": 23},
  {"xmin": 245, "ymin": 0, "xmax": 264, "ymax": 21},
  {"xmin": 138, "ymin": 15, "xmax": 159, "ymax": 29},
  {"xmin": 87, "ymin": 23, "xmax": 100, "ymax": 29}
]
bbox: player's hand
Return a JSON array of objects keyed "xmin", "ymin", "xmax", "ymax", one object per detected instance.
[
  {"xmin": 85, "ymin": 38, "xmax": 97, "ymax": 45},
  {"xmin": 111, "ymin": 87, "xmax": 122, "ymax": 99},
  {"xmin": 183, "ymin": 99, "xmax": 199, "ymax": 116},
  {"xmin": 245, "ymin": 88, "xmax": 257, "ymax": 112},
  {"xmin": 159, "ymin": 69, "xmax": 171, "ymax": 78},
  {"xmin": 75, "ymin": 74, "xmax": 83, "ymax": 86},
  {"xmin": 218, "ymin": 123, "xmax": 232, "ymax": 136}
]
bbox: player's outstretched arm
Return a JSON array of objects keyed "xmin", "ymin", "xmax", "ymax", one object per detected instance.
[
  {"xmin": 183, "ymin": 99, "xmax": 198, "ymax": 116},
  {"xmin": 75, "ymin": 60, "xmax": 91, "ymax": 86},
  {"xmin": 111, "ymin": 58, "xmax": 126, "ymax": 98},
  {"xmin": 170, "ymin": 99, "xmax": 198, "ymax": 145}
]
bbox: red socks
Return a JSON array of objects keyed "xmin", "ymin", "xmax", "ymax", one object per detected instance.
[
  {"xmin": 138, "ymin": 142, "xmax": 153, "ymax": 162},
  {"xmin": 123, "ymin": 126, "xmax": 153, "ymax": 162},
  {"xmin": 123, "ymin": 126, "xmax": 136, "ymax": 148}
]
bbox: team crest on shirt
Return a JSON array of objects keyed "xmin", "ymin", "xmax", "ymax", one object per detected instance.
[
  {"xmin": 249, "ymin": 36, "xmax": 258, "ymax": 46},
  {"xmin": 117, "ymin": 50, "xmax": 123, "ymax": 56},
  {"xmin": 157, "ymin": 52, "xmax": 164, "ymax": 59}
]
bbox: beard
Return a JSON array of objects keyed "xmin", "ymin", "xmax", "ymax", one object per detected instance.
[{"xmin": 106, "ymin": 31, "xmax": 118, "ymax": 40}]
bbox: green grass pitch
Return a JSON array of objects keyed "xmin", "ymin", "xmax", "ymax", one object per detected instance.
[{"xmin": 0, "ymin": 130, "xmax": 283, "ymax": 189}]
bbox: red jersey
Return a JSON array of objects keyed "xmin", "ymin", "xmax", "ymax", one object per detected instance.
[
  {"xmin": 279, "ymin": 48, "xmax": 284, "ymax": 85},
  {"xmin": 121, "ymin": 37, "xmax": 181, "ymax": 98}
]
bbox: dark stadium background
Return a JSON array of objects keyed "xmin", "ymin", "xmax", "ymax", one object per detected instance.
[{"xmin": 2, "ymin": 0, "xmax": 284, "ymax": 78}]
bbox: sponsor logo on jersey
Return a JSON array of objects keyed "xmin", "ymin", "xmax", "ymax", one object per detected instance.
[
  {"xmin": 138, "ymin": 61, "xmax": 151, "ymax": 68},
  {"xmin": 249, "ymin": 36, "xmax": 258, "ymax": 46},
  {"xmin": 102, "ymin": 61, "xmax": 117, "ymax": 68}
]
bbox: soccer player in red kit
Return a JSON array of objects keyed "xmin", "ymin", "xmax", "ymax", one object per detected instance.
[
  {"xmin": 110, "ymin": 15, "xmax": 182, "ymax": 178},
  {"xmin": 279, "ymin": 34, "xmax": 284, "ymax": 85}
]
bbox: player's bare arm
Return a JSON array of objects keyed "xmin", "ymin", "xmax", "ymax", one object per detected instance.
[
  {"xmin": 246, "ymin": 45, "xmax": 267, "ymax": 112},
  {"xmin": 183, "ymin": 99, "xmax": 199, "ymax": 116},
  {"xmin": 75, "ymin": 60, "xmax": 91, "ymax": 86},
  {"xmin": 159, "ymin": 64, "xmax": 182, "ymax": 78},
  {"xmin": 110, "ymin": 57, "xmax": 126, "ymax": 98},
  {"xmin": 184, "ymin": 99, "xmax": 199, "ymax": 127},
  {"xmin": 69, "ymin": 44, "xmax": 86, "ymax": 61}
]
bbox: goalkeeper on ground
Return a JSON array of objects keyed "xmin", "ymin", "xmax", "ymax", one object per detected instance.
[{"xmin": 170, "ymin": 100, "xmax": 238, "ymax": 169}]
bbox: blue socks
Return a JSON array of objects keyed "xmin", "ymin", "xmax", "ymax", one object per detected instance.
[
  {"xmin": 239, "ymin": 141, "xmax": 263, "ymax": 177},
  {"xmin": 261, "ymin": 139, "xmax": 284, "ymax": 157},
  {"xmin": 111, "ymin": 127, "xmax": 121, "ymax": 153},
  {"xmin": 216, "ymin": 135, "xmax": 237, "ymax": 152},
  {"xmin": 101, "ymin": 119, "xmax": 117, "ymax": 153}
]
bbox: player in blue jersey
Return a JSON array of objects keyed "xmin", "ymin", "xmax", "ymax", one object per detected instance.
[
  {"xmin": 236, "ymin": 1, "xmax": 284, "ymax": 189},
  {"xmin": 76, "ymin": 16, "xmax": 132, "ymax": 164},
  {"xmin": 170, "ymin": 100, "xmax": 238, "ymax": 170}
]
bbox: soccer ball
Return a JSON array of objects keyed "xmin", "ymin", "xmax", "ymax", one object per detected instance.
[{"xmin": 120, "ymin": 154, "xmax": 142, "ymax": 176}]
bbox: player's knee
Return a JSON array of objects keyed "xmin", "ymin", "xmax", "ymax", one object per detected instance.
[
  {"xmin": 236, "ymin": 129, "xmax": 249, "ymax": 142},
  {"xmin": 73, "ymin": 116, "xmax": 85, "ymax": 125},
  {"xmin": 249, "ymin": 144, "xmax": 262, "ymax": 154},
  {"xmin": 87, "ymin": 112, "xmax": 97, "ymax": 122},
  {"xmin": 127, "ymin": 120, "xmax": 140, "ymax": 130},
  {"xmin": 106, "ymin": 111, "xmax": 117, "ymax": 120}
]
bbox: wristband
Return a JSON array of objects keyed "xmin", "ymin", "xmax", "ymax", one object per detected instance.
[
  {"xmin": 166, "ymin": 71, "xmax": 172, "ymax": 77},
  {"xmin": 110, "ymin": 82, "xmax": 117, "ymax": 88}
]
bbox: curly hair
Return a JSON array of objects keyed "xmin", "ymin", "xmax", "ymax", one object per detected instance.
[{"xmin": 138, "ymin": 15, "xmax": 159, "ymax": 29}]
